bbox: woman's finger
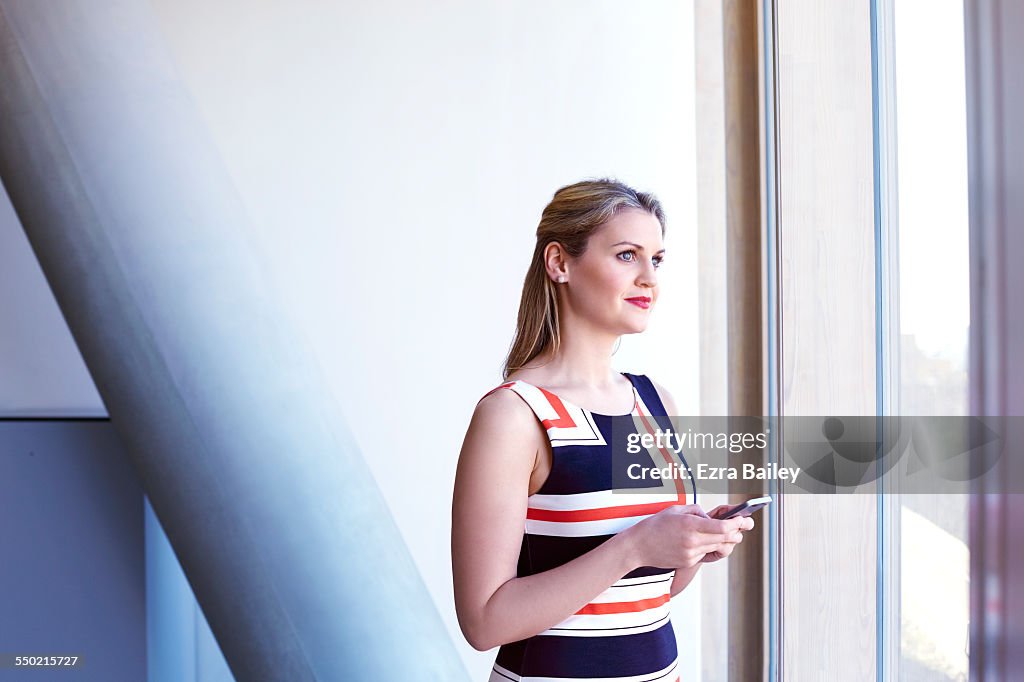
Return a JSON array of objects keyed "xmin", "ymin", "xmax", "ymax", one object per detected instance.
[
  {"xmin": 677, "ymin": 503, "xmax": 710, "ymax": 518},
  {"xmin": 691, "ymin": 516, "xmax": 740, "ymax": 537}
]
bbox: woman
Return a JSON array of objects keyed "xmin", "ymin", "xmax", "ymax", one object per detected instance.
[{"xmin": 451, "ymin": 179, "xmax": 753, "ymax": 681}]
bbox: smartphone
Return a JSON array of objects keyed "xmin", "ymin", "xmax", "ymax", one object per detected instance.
[{"xmin": 713, "ymin": 496, "xmax": 772, "ymax": 520}]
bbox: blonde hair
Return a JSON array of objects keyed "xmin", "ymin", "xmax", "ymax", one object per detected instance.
[{"xmin": 502, "ymin": 178, "xmax": 666, "ymax": 381}]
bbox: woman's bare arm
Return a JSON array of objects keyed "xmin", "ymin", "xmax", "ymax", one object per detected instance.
[
  {"xmin": 451, "ymin": 389, "xmax": 643, "ymax": 651},
  {"xmin": 668, "ymin": 565, "xmax": 699, "ymax": 597}
]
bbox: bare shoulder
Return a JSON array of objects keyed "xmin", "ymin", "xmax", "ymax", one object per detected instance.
[
  {"xmin": 471, "ymin": 386, "xmax": 540, "ymax": 434},
  {"xmin": 454, "ymin": 386, "xmax": 546, "ymax": 526},
  {"xmin": 461, "ymin": 387, "xmax": 545, "ymax": 465},
  {"xmin": 645, "ymin": 376, "xmax": 680, "ymax": 415}
]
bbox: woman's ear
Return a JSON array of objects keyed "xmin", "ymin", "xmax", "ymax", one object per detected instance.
[{"xmin": 543, "ymin": 242, "xmax": 569, "ymax": 283}]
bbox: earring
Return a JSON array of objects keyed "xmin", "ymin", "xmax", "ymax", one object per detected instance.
[{"xmin": 556, "ymin": 275, "xmax": 566, "ymax": 283}]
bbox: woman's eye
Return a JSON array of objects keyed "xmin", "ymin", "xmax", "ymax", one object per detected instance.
[{"xmin": 619, "ymin": 250, "xmax": 664, "ymax": 267}]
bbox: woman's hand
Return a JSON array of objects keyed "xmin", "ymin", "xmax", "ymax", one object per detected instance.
[
  {"xmin": 624, "ymin": 504, "xmax": 753, "ymax": 569},
  {"xmin": 699, "ymin": 506, "xmax": 755, "ymax": 562}
]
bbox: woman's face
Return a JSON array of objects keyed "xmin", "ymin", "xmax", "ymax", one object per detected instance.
[{"xmin": 561, "ymin": 207, "xmax": 664, "ymax": 335}]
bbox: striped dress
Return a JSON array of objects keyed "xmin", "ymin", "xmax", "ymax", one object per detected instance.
[{"xmin": 478, "ymin": 372, "xmax": 690, "ymax": 682}]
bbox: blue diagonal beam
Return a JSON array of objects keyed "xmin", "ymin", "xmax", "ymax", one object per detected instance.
[{"xmin": 0, "ymin": 1, "xmax": 468, "ymax": 679}]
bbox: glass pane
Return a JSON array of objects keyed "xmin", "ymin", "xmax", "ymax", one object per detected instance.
[{"xmin": 893, "ymin": 0, "xmax": 970, "ymax": 679}]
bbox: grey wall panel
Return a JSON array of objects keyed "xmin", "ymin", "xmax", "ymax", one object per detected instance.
[{"xmin": 0, "ymin": 419, "xmax": 144, "ymax": 681}]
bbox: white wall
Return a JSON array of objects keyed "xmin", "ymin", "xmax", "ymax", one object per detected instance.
[{"xmin": 1, "ymin": 1, "xmax": 701, "ymax": 677}]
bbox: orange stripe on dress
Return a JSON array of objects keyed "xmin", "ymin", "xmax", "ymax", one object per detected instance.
[
  {"xmin": 535, "ymin": 387, "xmax": 578, "ymax": 429},
  {"xmin": 635, "ymin": 402, "xmax": 687, "ymax": 505},
  {"xmin": 526, "ymin": 499, "xmax": 678, "ymax": 522},
  {"xmin": 574, "ymin": 593, "xmax": 670, "ymax": 615},
  {"xmin": 478, "ymin": 382, "xmax": 516, "ymax": 404}
]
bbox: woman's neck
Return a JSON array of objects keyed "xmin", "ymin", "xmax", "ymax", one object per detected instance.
[{"xmin": 528, "ymin": 331, "xmax": 621, "ymax": 390}]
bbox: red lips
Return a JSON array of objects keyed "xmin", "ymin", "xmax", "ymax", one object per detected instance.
[{"xmin": 626, "ymin": 297, "xmax": 651, "ymax": 309}]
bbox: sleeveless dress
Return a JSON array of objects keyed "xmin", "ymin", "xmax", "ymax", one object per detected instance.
[{"xmin": 477, "ymin": 372, "xmax": 690, "ymax": 682}]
